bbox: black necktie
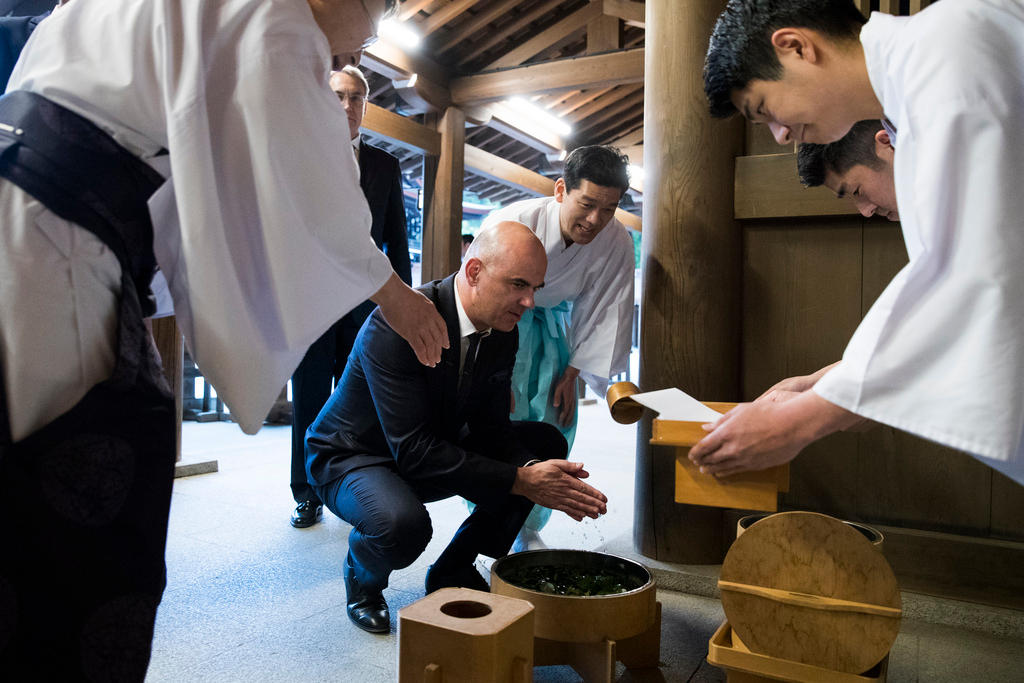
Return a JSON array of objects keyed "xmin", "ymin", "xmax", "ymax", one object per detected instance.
[{"xmin": 459, "ymin": 332, "xmax": 483, "ymax": 394}]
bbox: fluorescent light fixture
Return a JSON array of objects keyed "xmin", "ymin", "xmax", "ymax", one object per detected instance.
[
  {"xmin": 628, "ymin": 164, "xmax": 644, "ymax": 182},
  {"xmin": 380, "ymin": 18, "xmax": 421, "ymax": 48},
  {"xmin": 507, "ymin": 97, "xmax": 572, "ymax": 137}
]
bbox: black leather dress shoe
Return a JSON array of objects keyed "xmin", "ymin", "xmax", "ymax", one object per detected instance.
[
  {"xmin": 290, "ymin": 501, "xmax": 322, "ymax": 528},
  {"xmin": 345, "ymin": 555, "xmax": 390, "ymax": 634},
  {"xmin": 424, "ymin": 563, "xmax": 489, "ymax": 594}
]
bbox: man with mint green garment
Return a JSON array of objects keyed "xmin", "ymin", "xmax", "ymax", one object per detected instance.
[{"xmin": 481, "ymin": 145, "xmax": 635, "ymax": 548}]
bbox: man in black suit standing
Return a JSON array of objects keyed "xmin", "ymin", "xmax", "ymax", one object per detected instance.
[
  {"xmin": 289, "ymin": 65, "xmax": 413, "ymax": 528},
  {"xmin": 306, "ymin": 222, "xmax": 609, "ymax": 633}
]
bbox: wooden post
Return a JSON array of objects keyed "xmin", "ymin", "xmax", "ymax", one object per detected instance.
[
  {"xmin": 422, "ymin": 107, "xmax": 466, "ymax": 282},
  {"xmin": 587, "ymin": 1, "xmax": 620, "ymax": 54},
  {"xmin": 148, "ymin": 317, "xmax": 184, "ymax": 462},
  {"xmin": 635, "ymin": 0, "xmax": 744, "ymax": 563}
]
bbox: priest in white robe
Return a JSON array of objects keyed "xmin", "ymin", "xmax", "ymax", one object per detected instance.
[
  {"xmin": 0, "ymin": 0, "xmax": 447, "ymax": 675},
  {"xmin": 481, "ymin": 145, "xmax": 636, "ymax": 544},
  {"xmin": 694, "ymin": 0, "xmax": 1024, "ymax": 487}
]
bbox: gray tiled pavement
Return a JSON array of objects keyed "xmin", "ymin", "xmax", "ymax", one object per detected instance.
[{"xmin": 147, "ymin": 401, "xmax": 1024, "ymax": 682}]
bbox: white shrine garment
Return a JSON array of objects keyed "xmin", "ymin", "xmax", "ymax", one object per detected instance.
[
  {"xmin": 814, "ymin": 1, "xmax": 1024, "ymax": 485},
  {"xmin": 3, "ymin": 0, "xmax": 392, "ymax": 436},
  {"xmin": 482, "ymin": 196, "xmax": 635, "ymax": 394}
]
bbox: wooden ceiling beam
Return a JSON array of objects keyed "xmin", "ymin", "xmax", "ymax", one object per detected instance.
[
  {"xmin": 456, "ymin": 0, "xmax": 564, "ymax": 68},
  {"xmin": 420, "ymin": 0, "xmax": 485, "ymax": 37},
  {"xmin": 603, "ymin": 0, "xmax": 645, "ymax": 28},
  {"xmin": 486, "ymin": 101, "xmax": 567, "ymax": 155},
  {"xmin": 551, "ymin": 87, "xmax": 614, "ymax": 117},
  {"xmin": 464, "ymin": 144, "xmax": 555, "ymax": 197},
  {"xmin": 588, "ymin": 2, "xmax": 620, "ymax": 54},
  {"xmin": 398, "ymin": 0, "xmax": 436, "ymax": 22},
  {"xmin": 485, "ymin": 3, "xmax": 602, "ymax": 71},
  {"xmin": 451, "ymin": 48, "xmax": 644, "ymax": 104},
  {"xmin": 435, "ymin": 0, "xmax": 521, "ymax": 54},
  {"xmin": 573, "ymin": 89, "xmax": 644, "ymax": 132},
  {"xmin": 565, "ymin": 86, "xmax": 630, "ymax": 123},
  {"xmin": 610, "ymin": 125, "xmax": 643, "ymax": 147},
  {"xmin": 362, "ymin": 40, "xmax": 450, "ymax": 88},
  {"xmin": 580, "ymin": 112, "xmax": 644, "ymax": 147},
  {"xmin": 363, "ymin": 102, "xmax": 442, "ymax": 155}
]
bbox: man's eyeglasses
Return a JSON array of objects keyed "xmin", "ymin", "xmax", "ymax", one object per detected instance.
[{"xmin": 336, "ymin": 92, "xmax": 367, "ymax": 106}]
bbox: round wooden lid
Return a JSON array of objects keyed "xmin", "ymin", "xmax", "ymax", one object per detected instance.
[{"xmin": 719, "ymin": 511, "xmax": 901, "ymax": 673}]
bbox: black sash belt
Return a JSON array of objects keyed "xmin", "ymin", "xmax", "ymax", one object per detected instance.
[{"xmin": 0, "ymin": 90, "xmax": 163, "ymax": 317}]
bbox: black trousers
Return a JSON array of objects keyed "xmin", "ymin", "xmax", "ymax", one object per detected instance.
[
  {"xmin": 315, "ymin": 421, "xmax": 566, "ymax": 592},
  {"xmin": 290, "ymin": 301, "xmax": 374, "ymax": 505},
  {"xmin": 0, "ymin": 276, "xmax": 175, "ymax": 682}
]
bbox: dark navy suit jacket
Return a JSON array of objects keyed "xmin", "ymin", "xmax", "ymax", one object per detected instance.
[
  {"xmin": 329, "ymin": 141, "xmax": 412, "ymax": 366},
  {"xmin": 359, "ymin": 141, "xmax": 411, "ymax": 285},
  {"xmin": 306, "ymin": 275, "xmax": 532, "ymax": 505},
  {"xmin": 0, "ymin": 9, "xmax": 47, "ymax": 90}
]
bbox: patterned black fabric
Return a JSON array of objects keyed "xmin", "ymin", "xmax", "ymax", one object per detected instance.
[
  {"xmin": 0, "ymin": 273, "xmax": 175, "ymax": 681},
  {"xmin": 0, "ymin": 91, "xmax": 173, "ymax": 680}
]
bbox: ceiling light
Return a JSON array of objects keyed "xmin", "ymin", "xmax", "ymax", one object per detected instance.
[
  {"xmin": 507, "ymin": 97, "xmax": 572, "ymax": 137},
  {"xmin": 380, "ymin": 18, "xmax": 421, "ymax": 49}
]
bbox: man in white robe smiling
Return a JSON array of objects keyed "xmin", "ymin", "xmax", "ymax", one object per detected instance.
[
  {"xmin": 481, "ymin": 145, "xmax": 635, "ymax": 548},
  {"xmin": 693, "ymin": 0, "xmax": 1024, "ymax": 487},
  {"xmin": 0, "ymin": 0, "xmax": 448, "ymax": 677}
]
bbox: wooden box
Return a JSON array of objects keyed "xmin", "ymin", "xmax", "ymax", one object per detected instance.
[
  {"xmin": 397, "ymin": 588, "xmax": 534, "ymax": 683},
  {"xmin": 708, "ymin": 621, "xmax": 889, "ymax": 682},
  {"xmin": 650, "ymin": 403, "xmax": 789, "ymax": 512}
]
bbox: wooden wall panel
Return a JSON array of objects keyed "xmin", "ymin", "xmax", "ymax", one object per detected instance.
[
  {"xmin": 741, "ymin": 219, "xmax": 863, "ymax": 399},
  {"xmin": 742, "ymin": 216, "xmax": 1024, "ymax": 539},
  {"xmin": 742, "ymin": 218, "xmax": 865, "ymax": 520}
]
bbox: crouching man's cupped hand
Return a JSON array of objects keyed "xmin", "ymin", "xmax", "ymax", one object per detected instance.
[{"xmin": 512, "ymin": 460, "xmax": 607, "ymax": 522}]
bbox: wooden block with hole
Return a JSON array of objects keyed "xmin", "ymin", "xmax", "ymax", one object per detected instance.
[{"xmin": 397, "ymin": 587, "xmax": 535, "ymax": 683}]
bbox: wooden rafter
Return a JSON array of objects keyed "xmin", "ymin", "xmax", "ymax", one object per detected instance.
[
  {"xmin": 573, "ymin": 89, "xmax": 644, "ymax": 134},
  {"xmin": 610, "ymin": 125, "xmax": 643, "ymax": 147},
  {"xmin": 363, "ymin": 103, "xmax": 441, "ymax": 155},
  {"xmin": 434, "ymin": 0, "xmax": 522, "ymax": 54},
  {"xmin": 485, "ymin": 3, "xmax": 602, "ymax": 71},
  {"xmin": 603, "ymin": 0, "xmax": 644, "ymax": 28},
  {"xmin": 452, "ymin": 48, "xmax": 644, "ymax": 104},
  {"xmin": 551, "ymin": 87, "xmax": 614, "ymax": 116},
  {"xmin": 419, "ymin": 0, "xmax": 485, "ymax": 37},
  {"xmin": 582, "ymin": 112, "xmax": 643, "ymax": 144},
  {"xmin": 456, "ymin": 0, "xmax": 565, "ymax": 68},
  {"xmin": 398, "ymin": 0, "xmax": 437, "ymax": 22},
  {"xmin": 362, "ymin": 41, "xmax": 449, "ymax": 87},
  {"xmin": 565, "ymin": 85, "xmax": 632, "ymax": 122}
]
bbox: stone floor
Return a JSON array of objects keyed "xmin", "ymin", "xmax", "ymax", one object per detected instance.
[{"xmin": 147, "ymin": 401, "xmax": 1024, "ymax": 682}]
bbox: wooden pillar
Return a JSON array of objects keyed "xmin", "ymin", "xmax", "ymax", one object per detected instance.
[
  {"xmin": 149, "ymin": 317, "xmax": 184, "ymax": 462},
  {"xmin": 587, "ymin": 1, "xmax": 620, "ymax": 54},
  {"xmin": 635, "ymin": 0, "xmax": 744, "ymax": 563},
  {"xmin": 422, "ymin": 107, "xmax": 465, "ymax": 281}
]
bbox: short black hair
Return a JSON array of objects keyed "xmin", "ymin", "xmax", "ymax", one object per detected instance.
[
  {"xmin": 703, "ymin": 0, "xmax": 866, "ymax": 118},
  {"xmin": 562, "ymin": 145, "xmax": 630, "ymax": 195},
  {"xmin": 797, "ymin": 119, "xmax": 885, "ymax": 187},
  {"xmin": 461, "ymin": 233, "xmax": 474, "ymax": 246}
]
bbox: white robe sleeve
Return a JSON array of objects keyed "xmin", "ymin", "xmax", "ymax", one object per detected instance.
[
  {"xmin": 154, "ymin": 40, "xmax": 392, "ymax": 434},
  {"xmin": 568, "ymin": 227, "xmax": 635, "ymax": 395},
  {"xmin": 814, "ymin": 92, "xmax": 1024, "ymax": 484}
]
